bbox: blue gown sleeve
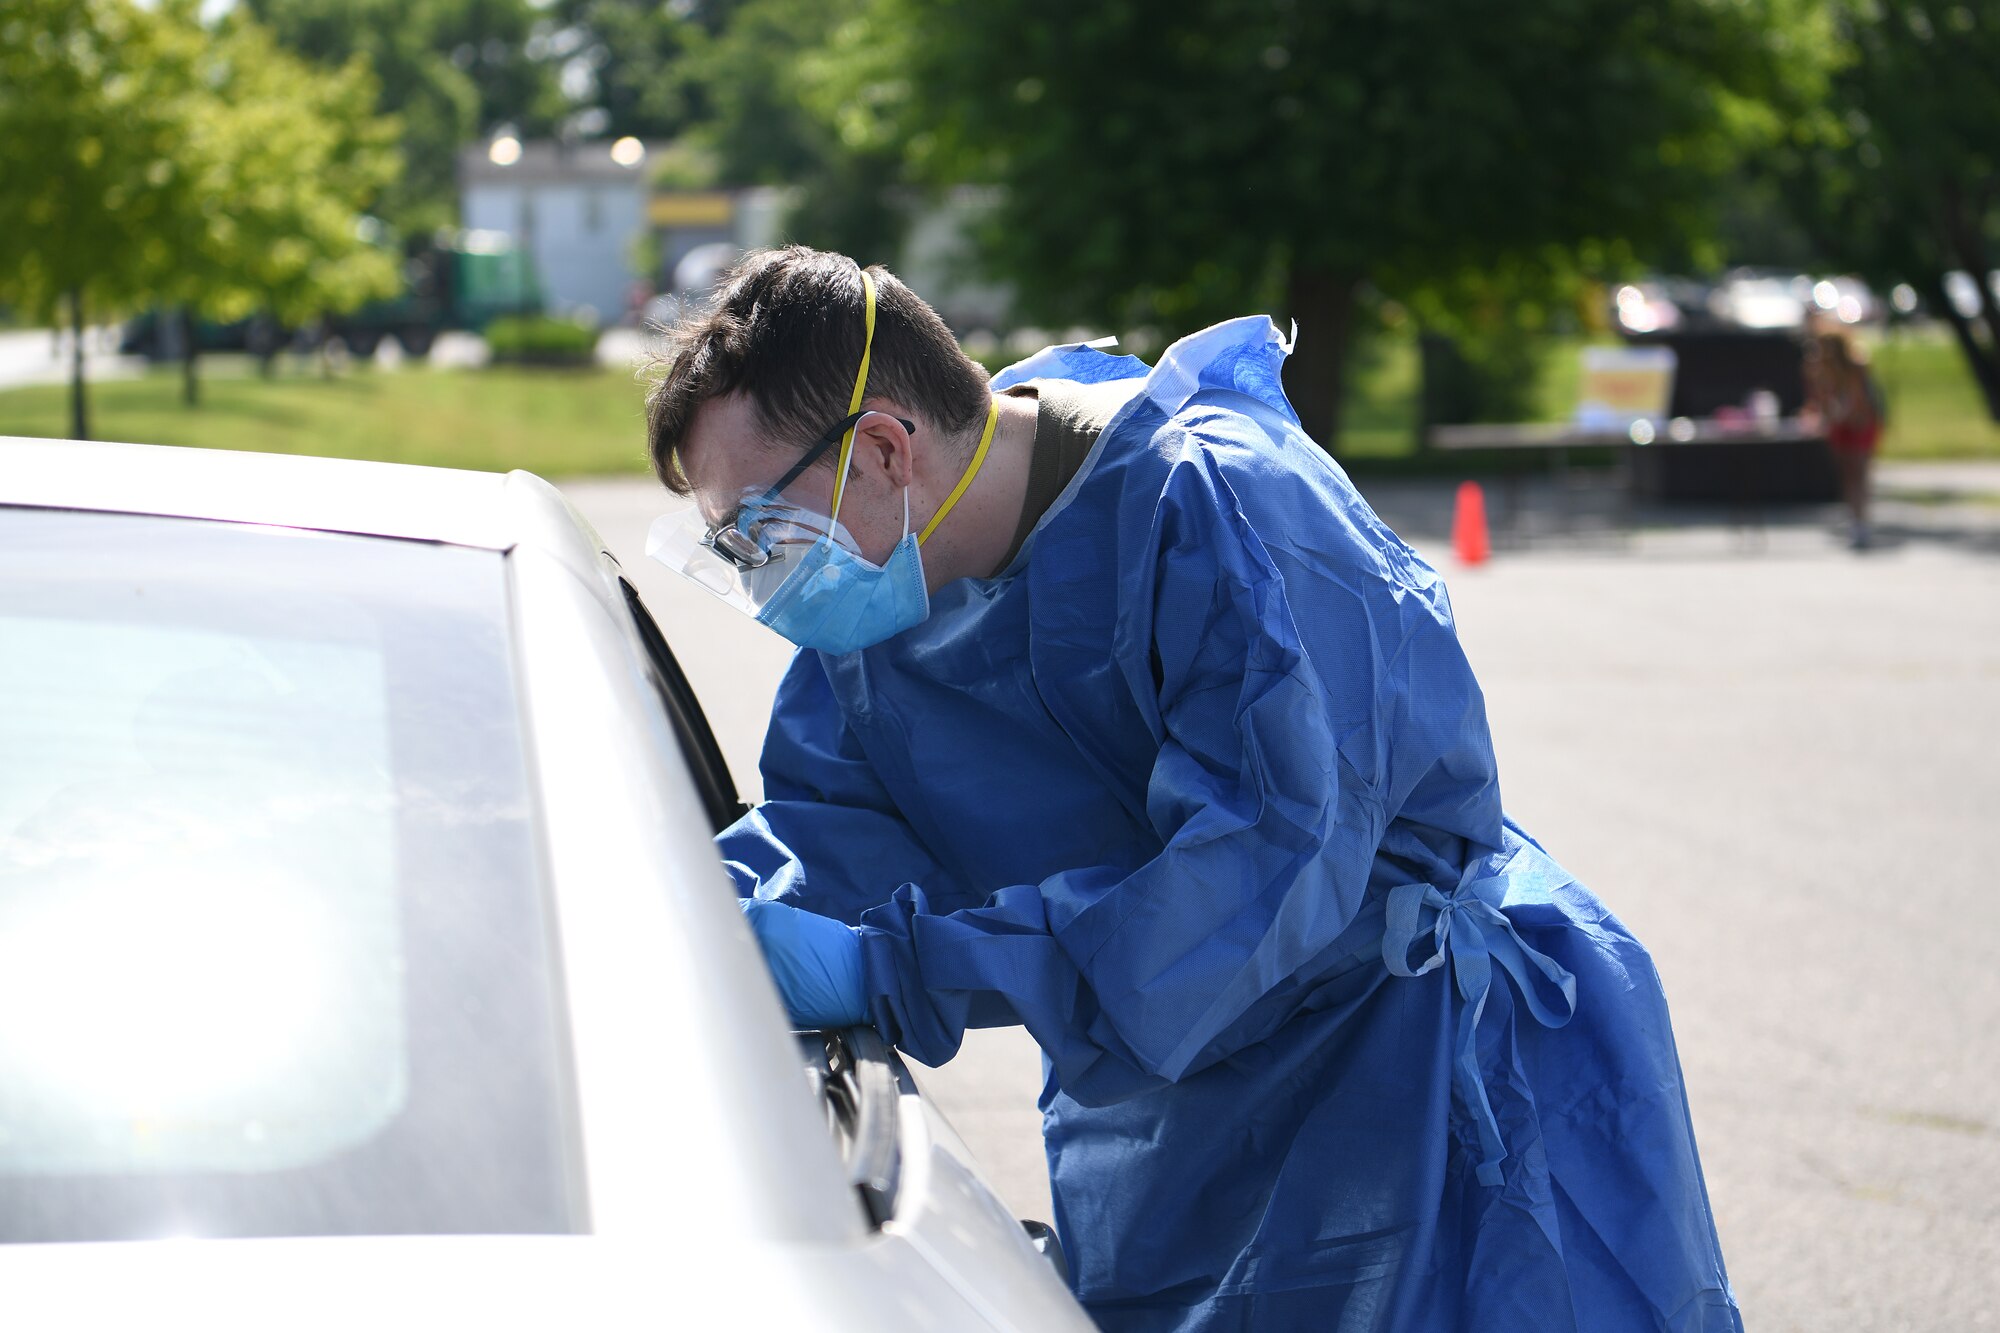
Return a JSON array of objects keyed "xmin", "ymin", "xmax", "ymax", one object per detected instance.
[
  {"xmin": 859, "ymin": 445, "xmax": 1405, "ymax": 1105},
  {"xmin": 718, "ymin": 650, "xmax": 974, "ymax": 927}
]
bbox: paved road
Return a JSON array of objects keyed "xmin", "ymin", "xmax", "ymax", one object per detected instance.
[
  {"xmin": 0, "ymin": 325, "xmax": 640, "ymax": 385},
  {"xmin": 565, "ymin": 464, "xmax": 2000, "ymax": 1332},
  {"xmin": 0, "ymin": 328, "xmax": 145, "ymax": 391}
]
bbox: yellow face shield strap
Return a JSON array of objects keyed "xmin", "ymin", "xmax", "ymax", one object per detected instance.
[
  {"xmin": 917, "ymin": 398, "xmax": 998, "ymax": 546},
  {"xmin": 830, "ymin": 266, "xmax": 997, "ymax": 547},
  {"xmin": 828, "ymin": 271, "xmax": 877, "ymax": 518}
]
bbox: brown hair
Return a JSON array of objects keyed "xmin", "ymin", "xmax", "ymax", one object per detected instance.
[
  {"xmin": 1806, "ymin": 313, "xmax": 1868, "ymax": 370},
  {"xmin": 644, "ymin": 246, "xmax": 991, "ymax": 496}
]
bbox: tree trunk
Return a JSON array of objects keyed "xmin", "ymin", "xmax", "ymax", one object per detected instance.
[
  {"xmin": 253, "ymin": 313, "xmax": 279, "ymax": 378},
  {"xmin": 1940, "ymin": 185, "xmax": 2000, "ymax": 423},
  {"xmin": 1924, "ymin": 275, "xmax": 2000, "ymax": 421},
  {"xmin": 1283, "ymin": 266, "xmax": 1360, "ymax": 453},
  {"xmin": 68, "ymin": 289, "xmax": 90, "ymax": 441},
  {"xmin": 1960, "ymin": 317, "xmax": 2000, "ymax": 429},
  {"xmin": 1416, "ymin": 332, "xmax": 1477, "ymax": 447},
  {"xmin": 180, "ymin": 308, "xmax": 201, "ymax": 407}
]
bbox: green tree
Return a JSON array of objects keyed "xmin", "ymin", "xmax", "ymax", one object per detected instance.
[
  {"xmin": 828, "ymin": 0, "xmax": 1830, "ymax": 448},
  {"xmin": 0, "ymin": 1, "xmax": 407, "ymax": 435},
  {"xmin": 435, "ymin": 0, "xmax": 567, "ymax": 138},
  {"xmin": 693, "ymin": 0, "xmax": 825, "ymax": 185},
  {"xmin": 153, "ymin": 9, "xmax": 402, "ymax": 403},
  {"xmin": 546, "ymin": 0, "xmax": 721, "ymax": 142},
  {"xmin": 1771, "ymin": 0, "xmax": 2000, "ymax": 420},
  {"xmin": 693, "ymin": 0, "xmax": 906, "ymax": 258},
  {"xmin": 246, "ymin": 0, "xmax": 558, "ymax": 234},
  {"xmin": 0, "ymin": 0, "xmax": 212, "ymax": 438}
]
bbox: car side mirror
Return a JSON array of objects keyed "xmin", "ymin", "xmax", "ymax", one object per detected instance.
[{"xmin": 1020, "ymin": 1219, "xmax": 1068, "ymax": 1285}]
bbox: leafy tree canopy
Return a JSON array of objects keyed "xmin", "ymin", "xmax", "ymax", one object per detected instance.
[
  {"xmin": 0, "ymin": 0, "xmax": 401, "ymax": 430},
  {"xmin": 245, "ymin": 0, "xmax": 560, "ymax": 235},
  {"xmin": 0, "ymin": 0, "xmax": 205, "ymax": 323},
  {"xmin": 686, "ymin": 0, "xmax": 905, "ymax": 257},
  {"xmin": 161, "ymin": 10, "xmax": 402, "ymax": 328},
  {"xmin": 817, "ymin": 0, "xmax": 1834, "ymax": 443},
  {"xmin": 542, "ymin": 0, "xmax": 726, "ymax": 142},
  {"xmin": 1768, "ymin": 0, "xmax": 2000, "ymax": 417}
]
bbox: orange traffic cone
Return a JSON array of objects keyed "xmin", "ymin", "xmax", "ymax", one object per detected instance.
[{"xmin": 1451, "ymin": 481, "xmax": 1491, "ymax": 566}]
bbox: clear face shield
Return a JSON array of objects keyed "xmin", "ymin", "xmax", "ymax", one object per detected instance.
[{"xmin": 644, "ymin": 409, "xmax": 914, "ymax": 618}]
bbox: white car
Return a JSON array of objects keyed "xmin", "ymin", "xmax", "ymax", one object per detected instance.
[
  {"xmin": 1707, "ymin": 268, "xmax": 1814, "ymax": 330},
  {"xmin": 0, "ymin": 437, "xmax": 1092, "ymax": 1331}
]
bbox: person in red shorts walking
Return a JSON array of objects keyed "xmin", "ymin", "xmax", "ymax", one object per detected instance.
[{"xmin": 1804, "ymin": 322, "xmax": 1886, "ymax": 549}]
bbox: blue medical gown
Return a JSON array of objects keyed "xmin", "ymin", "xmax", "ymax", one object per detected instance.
[{"xmin": 719, "ymin": 319, "xmax": 1740, "ymax": 1332}]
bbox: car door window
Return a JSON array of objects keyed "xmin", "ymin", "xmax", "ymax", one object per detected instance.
[{"xmin": 617, "ymin": 577, "xmax": 748, "ymax": 833}]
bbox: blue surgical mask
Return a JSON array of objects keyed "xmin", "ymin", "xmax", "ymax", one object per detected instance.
[
  {"xmin": 754, "ymin": 490, "xmax": 931, "ymax": 654},
  {"xmin": 650, "ymin": 266, "xmax": 999, "ymax": 654}
]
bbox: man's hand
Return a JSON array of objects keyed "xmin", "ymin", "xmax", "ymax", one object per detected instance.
[{"xmin": 740, "ymin": 897, "xmax": 867, "ymax": 1028}]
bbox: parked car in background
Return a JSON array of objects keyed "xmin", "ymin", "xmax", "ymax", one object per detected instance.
[
  {"xmin": 1613, "ymin": 271, "xmax": 1890, "ymax": 340},
  {"xmin": 0, "ymin": 438, "xmax": 1090, "ymax": 1332},
  {"xmin": 1706, "ymin": 268, "xmax": 1815, "ymax": 331},
  {"xmin": 117, "ymin": 309, "xmax": 277, "ymax": 361},
  {"xmin": 118, "ymin": 231, "xmax": 542, "ymax": 364},
  {"xmin": 1701, "ymin": 268, "xmax": 1883, "ymax": 332},
  {"xmin": 1805, "ymin": 275, "xmax": 1881, "ymax": 326},
  {"xmin": 1612, "ymin": 277, "xmax": 1720, "ymax": 335}
]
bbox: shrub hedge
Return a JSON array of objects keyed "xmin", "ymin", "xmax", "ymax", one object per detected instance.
[{"xmin": 485, "ymin": 315, "xmax": 597, "ymax": 367}]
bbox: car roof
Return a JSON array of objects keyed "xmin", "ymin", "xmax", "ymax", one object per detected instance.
[{"xmin": 0, "ymin": 436, "xmax": 610, "ymax": 580}]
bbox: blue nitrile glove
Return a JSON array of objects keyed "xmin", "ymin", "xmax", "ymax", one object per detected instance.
[{"xmin": 740, "ymin": 897, "xmax": 867, "ymax": 1028}]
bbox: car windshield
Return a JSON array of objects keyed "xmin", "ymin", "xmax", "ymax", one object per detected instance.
[{"xmin": 0, "ymin": 507, "xmax": 581, "ymax": 1243}]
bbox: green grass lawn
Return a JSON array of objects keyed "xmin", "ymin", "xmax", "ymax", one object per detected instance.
[
  {"xmin": 1334, "ymin": 333, "xmax": 1423, "ymax": 459},
  {"xmin": 1868, "ymin": 328, "xmax": 2000, "ymax": 460},
  {"xmin": 2, "ymin": 327, "xmax": 1993, "ymax": 477},
  {"xmin": 0, "ymin": 359, "xmax": 659, "ymax": 477}
]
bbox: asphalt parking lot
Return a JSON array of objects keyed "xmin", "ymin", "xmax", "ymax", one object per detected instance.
[{"xmin": 568, "ymin": 461, "xmax": 2000, "ymax": 1332}]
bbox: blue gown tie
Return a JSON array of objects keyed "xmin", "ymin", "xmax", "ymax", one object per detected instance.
[{"xmin": 1382, "ymin": 870, "xmax": 1579, "ymax": 1186}]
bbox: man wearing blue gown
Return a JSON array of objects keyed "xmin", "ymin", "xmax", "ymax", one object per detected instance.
[{"xmin": 644, "ymin": 246, "xmax": 1741, "ymax": 1332}]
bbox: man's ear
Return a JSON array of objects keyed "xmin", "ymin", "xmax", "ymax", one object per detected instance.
[{"xmin": 851, "ymin": 410, "xmax": 915, "ymax": 490}]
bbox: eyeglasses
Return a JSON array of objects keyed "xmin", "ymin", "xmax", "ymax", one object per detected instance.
[{"xmin": 701, "ymin": 410, "xmax": 915, "ymax": 572}]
